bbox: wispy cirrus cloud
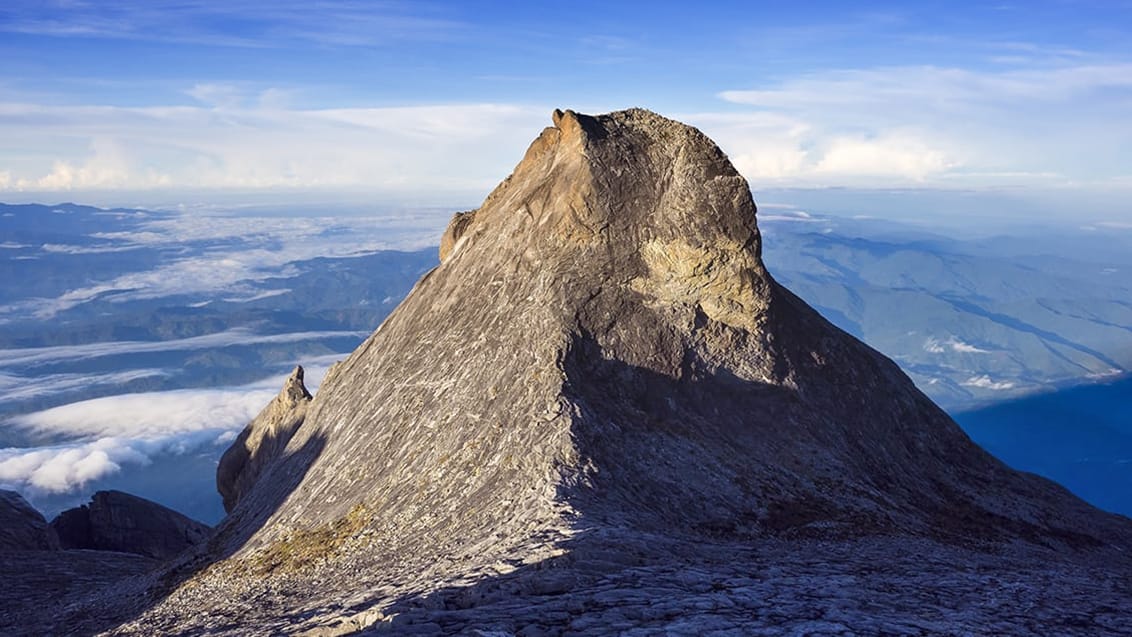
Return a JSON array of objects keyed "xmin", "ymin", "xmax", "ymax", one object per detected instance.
[
  {"xmin": 0, "ymin": 99, "xmax": 547, "ymax": 195},
  {"xmin": 1, "ymin": 65, "xmax": 1131, "ymax": 206},
  {"xmin": 0, "ymin": 1, "xmax": 464, "ymax": 48}
]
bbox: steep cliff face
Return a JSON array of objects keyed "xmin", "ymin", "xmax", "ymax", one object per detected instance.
[
  {"xmin": 222, "ymin": 109, "xmax": 1126, "ymax": 552},
  {"xmin": 99, "ymin": 109, "xmax": 1132, "ymax": 635}
]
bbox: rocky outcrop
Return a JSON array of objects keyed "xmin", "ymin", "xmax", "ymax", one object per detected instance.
[
  {"xmin": 52, "ymin": 109, "xmax": 1132, "ymax": 634},
  {"xmin": 0, "ymin": 490, "xmax": 58, "ymax": 551},
  {"xmin": 50, "ymin": 490, "xmax": 210, "ymax": 559},
  {"xmin": 216, "ymin": 365, "xmax": 312, "ymax": 513},
  {"xmin": 439, "ymin": 209, "xmax": 476, "ymax": 262}
]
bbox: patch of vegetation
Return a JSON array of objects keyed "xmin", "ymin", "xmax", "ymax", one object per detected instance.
[{"xmin": 246, "ymin": 504, "xmax": 370, "ymax": 574}]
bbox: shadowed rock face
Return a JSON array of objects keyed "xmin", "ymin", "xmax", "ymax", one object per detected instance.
[
  {"xmin": 50, "ymin": 490, "xmax": 210, "ymax": 559},
  {"xmin": 92, "ymin": 109, "xmax": 1132, "ymax": 634},
  {"xmin": 0, "ymin": 490, "xmax": 58, "ymax": 551},
  {"xmin": 217, "ymin": 365, "xmax": 312, "ymax": 513}
]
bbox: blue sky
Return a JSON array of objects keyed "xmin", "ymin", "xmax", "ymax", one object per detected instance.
[{"xmin": 1, "ymin": 0, "xmax": 1131, "ymax": 217}]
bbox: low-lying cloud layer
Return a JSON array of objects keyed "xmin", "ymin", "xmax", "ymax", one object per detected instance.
[
  {"xmin": 0, "ymin": 431, "xmax": 227, "ymax": 494},
  {"xmin": 0, "ymin": 328, "xmax": 365, "ymax": 367},
  {"xmin": 0, "ymin": 360, "xmax": 337, "ymax": 495},
  {"xmin": 924, "ymin": 337, "xmax": 992, "ymax": 355},
  {"xmin": 2, "ymin": 208, "xmax": 447, "ymax": 320},
  {"xmin": 962, "ymin": 375, "xmax": 1016, "ymax": 391},
  {"xmin": 0, "ymin": 368, "xmax": 170, "ymax": 403}
]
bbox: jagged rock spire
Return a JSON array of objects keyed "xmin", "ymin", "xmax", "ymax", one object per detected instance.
[
  {"xmin": 220, "ymin": 108, "xmax": 1128, "ymax": 554},
  {"xmin": 216, "ymin": 365, "xmax": 312, "ymax": 513}
]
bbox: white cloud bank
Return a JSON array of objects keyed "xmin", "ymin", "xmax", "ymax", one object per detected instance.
[
  {"xmin": 962, "ymin": 375, "xmax": 1015, "ymax": 391},
  {"xmin": 10, "ymin": 384, "xmax": 279, "ymax": 439},
  {"xmin": 0, "ymin": 433, "xmax": 219, "ymax": 494},
  {"xmin": 695, "ymin": 63, "xmax": 1132, "ymax": 189},
  {"xmin": 0, "ymin": 361, "xmax": 339, "ymax": 494}
]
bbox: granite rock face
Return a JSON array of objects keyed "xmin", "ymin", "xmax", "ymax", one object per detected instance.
[
  {"xmin": 50, "ymin": 490, "xmax": 210, "ymax": 559},
  {"xmin": 213, "ymin": 108, "xmax": 1128, "ymax": 548},
  {"xmin": 51, "ymin": 109, "xmax": 1132, "ymax": 634},
  {"xmin": 0, "ymin": 490, "xmax": 58, "ymax": 551},
  {"xmin": 217, "ymin": 365, "xmax": 313, "ymax": 513}
]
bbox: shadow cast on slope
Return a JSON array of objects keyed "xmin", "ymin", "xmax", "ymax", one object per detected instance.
[
  {"xmin": 355, "ymin": 341, "xmax": 1132, "ymax": 635},
  {"xmin": 954, "ymin": 375, "xmax": 1132, "ymax": 517},
  {"xmin": 52, "ymin": 341, "xmax": 1129, "ymax": 634}
]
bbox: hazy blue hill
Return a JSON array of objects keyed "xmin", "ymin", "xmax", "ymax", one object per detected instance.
[
  {"xmin": 0, "ymin": 202, "xmax": 164, "ymax": 238},
  {"xmin": 760, "ymin": 215, "xmax": 1132, "ymax": 408},
  {"xmin": 0, "ymin": 203, "xmax": 172, "ymax": 304}
]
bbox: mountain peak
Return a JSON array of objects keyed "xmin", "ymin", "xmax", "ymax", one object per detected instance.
[
  {"xmin": 441, "ymin": 108, "xmax": 767, "ymax": 333},
  {"xmin": 217, "ymin": 107, "xmax": 1126, "ymax": 553},
  {"xmin": 95, "ymin": 109, "xmax": 1132, "ymax": 634},
  {"xmin": 216, "ymin": 365, "xmax": 312, "ymax": 513}
]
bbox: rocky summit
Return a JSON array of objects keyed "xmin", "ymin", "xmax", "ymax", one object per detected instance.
[{"xmin": 46, "ymin": 109, "xmax": 1132, "ymax": 635}]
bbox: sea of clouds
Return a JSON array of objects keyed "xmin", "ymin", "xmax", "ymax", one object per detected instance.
[
  {"xmin": 0, "ymin": 354, "xmax": 340, "ymax": 497},
  {"xmin": 0, "ymin": 204, "xmax": 439, "ymax": 513}
]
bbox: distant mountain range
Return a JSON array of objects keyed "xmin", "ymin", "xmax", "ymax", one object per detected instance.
[{"xmin": 760, "ymin": 212, "xmax": 1132, "ymax": 407}]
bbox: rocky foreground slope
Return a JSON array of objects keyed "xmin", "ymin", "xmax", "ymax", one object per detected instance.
[
  {"xmin": 0, "ymin": 490, "xmax": 210, "ymax": 632},
  {"xmin": 44, "ymin": 109, "xmax": 1132, "ymax": 635}
]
